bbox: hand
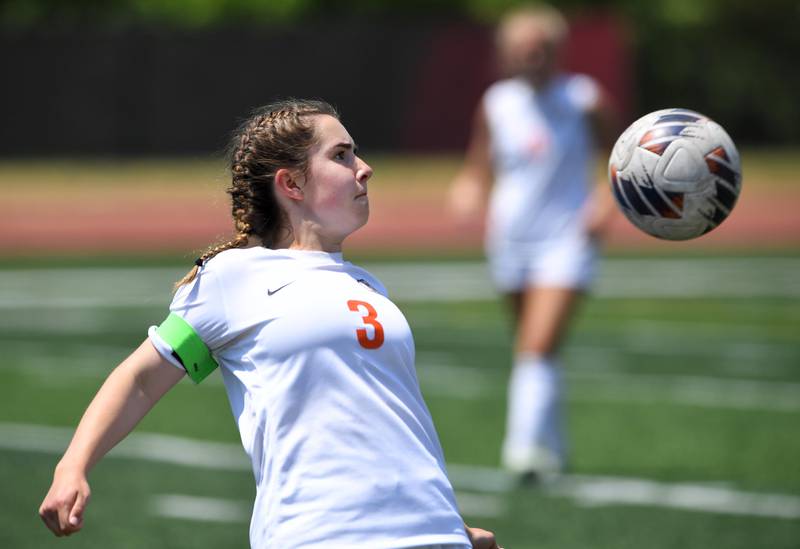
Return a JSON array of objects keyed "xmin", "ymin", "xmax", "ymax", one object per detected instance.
[
  {"xmin": 466, "ymin": 524, "xmax": 501, "ymax": 549},
  {"xmin": 447, "ymin": 174, "xmax": 485, "ymax": 224},
  {"xmin": 585, "ymin": 209, "xmax": 610, "ymax": 243},
  {"xmin": 583, "ymin": 180, "xmax": 618, "ymax": 244},
  {"xmin": 39, "ymin": 465, "xmax": 91, "ymax": 537}
]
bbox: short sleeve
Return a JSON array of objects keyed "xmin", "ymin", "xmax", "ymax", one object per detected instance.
[
  {"xmin": 566, "ymin": 74, "xmax": 600, "ymax": 113},
  {"xmin": 165, "ymin": 266, "xmax": 231, "ymax": 349},
  {"xmin": 147, "ymin": 264, "xmax": 230, "ymax": 383}
]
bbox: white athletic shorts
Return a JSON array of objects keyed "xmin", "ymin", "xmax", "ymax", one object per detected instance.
[{"xmin": 486, "ymin": 234, "xmax": 598, "ymax": 292}]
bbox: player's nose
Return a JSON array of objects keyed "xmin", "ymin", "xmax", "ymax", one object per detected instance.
[{"xmin": 356, "ymin": 157, "xmax": 373, "ymax": 183}]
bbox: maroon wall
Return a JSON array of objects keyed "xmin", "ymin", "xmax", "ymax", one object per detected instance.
[
  {"xmin": 402, "ymin": 12, "xmax": 632, "ymax": 151},
  {"xmin": 0, "ymin": 14, "xmax": 631, "ymax": 156}
]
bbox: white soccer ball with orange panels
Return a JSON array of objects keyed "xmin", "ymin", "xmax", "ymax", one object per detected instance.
[{"xmin": 608, "ymin": 108, "xmax": 742, "ymax": 240}]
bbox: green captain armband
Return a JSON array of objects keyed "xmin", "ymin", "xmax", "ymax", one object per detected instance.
[{"xmin": 156, "ymin": 313, "xmax": 219, "ymax": 384}]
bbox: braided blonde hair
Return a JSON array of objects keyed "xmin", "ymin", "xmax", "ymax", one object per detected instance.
[{"xmin": 175, "ymin": 99, "xmax": 339, "ymax": 289}]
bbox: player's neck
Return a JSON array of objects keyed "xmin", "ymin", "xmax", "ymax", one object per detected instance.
[
  {"xmin": 286, "ymin": 226, "xmax": 344, "ymax": 253},
  {"xmin": 524, "ymin": 70, "xmax": 557, "ymax": 90}
]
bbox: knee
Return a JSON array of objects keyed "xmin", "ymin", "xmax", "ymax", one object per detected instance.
[{"xmin": 515, "ymin": 332, "xmax": 559, "ymax": 356}]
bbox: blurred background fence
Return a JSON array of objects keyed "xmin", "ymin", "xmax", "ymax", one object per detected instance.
[{"xmin": 1, "ymin": 0, "xmax": 798, "ymax": 157}]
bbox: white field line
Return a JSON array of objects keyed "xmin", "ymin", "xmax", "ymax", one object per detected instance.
[
  {"xmin": 0, "ymin": 339, "xmax": 234, "ymax": 388},
  {"xmin": 149, "ymin": 491, "xmax": 506, "ymax": 523},
  {"xmin": 1, "ymin": 257, "xmax": 799, "ymax": 309},
  {"xmin": 446, "ymin": 465, "xmax": 800, "ymax": 520},
  {"xmin": 567, "ymin": 371, "xmax": 800, "ymax": 412},
  {"xmin": 552, "ymin": 476, "xmax": 800, "ymax": 520},
  {"xmin": 0, "ymin": 423, "xmax": 250, "ymax": 471},
  {"xmin": 2, "ymin": 339, "xmax": 796, "ymax": 411},
  {"xmin": 577, "ymin": 334, "xmax": 800, "ymax": 362},
  {"xmin": 417, "ymin": 362, "xmax": 800, "ymax": 412},
  {"xmin": 151, "ymin": 494, "xmax": 250, "ymax": 523},
  {"xmin": 413, "ymin": 317, "xmax": 798, "ymax": 347},
  {"xmin": 4, "ymin": 422, "xmax": 798, "ymax": 521},
  {"xmin": 453, "ymin": 491, "xmax": 507, "ymax": 518}
]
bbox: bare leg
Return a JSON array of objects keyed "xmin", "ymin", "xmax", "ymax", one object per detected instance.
[
  {"xmin": 506, "ymin": 290, "xmax": 525, "ymax": 327},
  {"xmin": 502, "ymin": 285, "xmax": 584, "ymax": 478},
  {"xmin": 515, "ymin": 286, "xmax": 583, "ymax": 356}
]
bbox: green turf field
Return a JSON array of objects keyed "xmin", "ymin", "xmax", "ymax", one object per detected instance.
[{"xmin": 2, "ymin": 255, "xmax": 798, "ymax": 549}]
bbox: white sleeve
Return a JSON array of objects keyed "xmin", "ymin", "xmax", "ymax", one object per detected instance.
[
  {"xmin": 147, "ymin": 263, "xmax": 231, "ymax": 364},
  {"xmin": 566, "ymin": 74, "xmax": 601, "ymax": 113},
  {"xmin": 168, "ymin": 265, "xmax": 231, "ymax": 349},
  {"xmin": 147, "ymin": 326, "xmax": 184, "ymax": 370}
]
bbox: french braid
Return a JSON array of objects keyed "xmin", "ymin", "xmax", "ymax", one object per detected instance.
[{"xmin": 175, "ymin": 99, "xmax": 339, "ymax": 289}]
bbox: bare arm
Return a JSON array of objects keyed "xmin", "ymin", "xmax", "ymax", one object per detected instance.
[
  {"xmin": 39, "ymin": 339, "xmax": 185, "ymax": 536},
  {"xmin": 448, "ymin": 102, "xmax": 494, "ymax": 221},
  {"xmin": 585, "ymin": 86, "xmax": 622, "ymax": 241},
  {"xmin": 587, "ymin": 83, "xmax": 619, "ymax": 152},
  {"xmin": 585, "ymin": 179, "xmax": 619, "ymax": 241}
]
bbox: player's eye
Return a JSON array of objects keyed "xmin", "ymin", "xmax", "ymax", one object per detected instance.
[{"xmin": 335, "ymin": 150, "xmax": 347, "ymax": 160}]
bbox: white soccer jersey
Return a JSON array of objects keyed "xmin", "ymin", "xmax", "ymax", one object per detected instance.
[
  {"xmin": 483, "ymin": 74, "xmax": 600, "ymax": 245},
  {"xmin": 148, "ymin": 247, "xmax": 470, "ymax": 549}
]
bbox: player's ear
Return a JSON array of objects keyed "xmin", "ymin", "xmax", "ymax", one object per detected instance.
[{"xmin": 274, "ymin": 168, "xmax": 304, "ymax": 201}]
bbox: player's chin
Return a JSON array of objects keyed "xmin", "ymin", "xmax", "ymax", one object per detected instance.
[
  {"xmin": 354, "ymin": 199, "xmax": 369, "ymax": 219},
  {"xmin": 351, "ymin": 210, "xmax": 369, "ymax": 235},
  {"xmin": 356, "ymin": 208, "xmax": 369, "ymax": 229}
]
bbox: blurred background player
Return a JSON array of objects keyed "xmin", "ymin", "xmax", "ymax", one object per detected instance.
[
  {"xmin": 449, "ymin": 3, "xmax": 617, "ymax": 480},
  {"xmin": 39, "ymin": 99, "xmax": 498, "ymax": 549}
]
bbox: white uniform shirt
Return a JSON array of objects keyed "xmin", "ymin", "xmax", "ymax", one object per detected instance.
[
  {"xmin": 483, "ymin": 74, "xmax": 600, "ymax": 245},
  {"xmin": 148, "ymin": 247, "xmax": 470, "ymax": 549}
]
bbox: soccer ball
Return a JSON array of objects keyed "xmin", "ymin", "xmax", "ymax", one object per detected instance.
[{"xmin": 608, "ymin": 108, "xmax": 742, "ymax": 240}]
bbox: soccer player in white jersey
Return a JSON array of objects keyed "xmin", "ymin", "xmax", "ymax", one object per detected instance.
[
  {"xmin": 39, "ymin": 99, "xmax": 499, "ymax": 549},
  {"xmin": 449, "ymin": 4, "xmax": 618, "ymax": 481}
]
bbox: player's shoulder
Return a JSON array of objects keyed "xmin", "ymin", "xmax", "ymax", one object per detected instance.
[
  {"xmin": 483, "ymin": 78, "xmax": 535, "ymax": 121},
  {"xmin": 191, "ymin": 247, "xmax": 299, "ymax": 292},
  {"xmin": 203, "ymin": 246, "xmax": 289, "ymax": 272},
  {"xmin": 485, "ymin": 77, "xmax": 530, "ymax": 103},
  {"xmin": 558, "ymin": 73, "xmax": 601, "ymax": 111},
  {"xmin": 204, "ymin": 245, "xmax": 249, "ymax": 266},
  {"xmin": 343, "ymin": 263, "xmax": 389, "ymax": 297},
  {"xmin": 560, "ymin": 72, "xmax": 598, "ymax": 86}
]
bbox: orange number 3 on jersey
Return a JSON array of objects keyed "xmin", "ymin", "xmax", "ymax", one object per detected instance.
[{"xmin": 347, "ymin": 300, "xmax": 385, "ymax": 349}]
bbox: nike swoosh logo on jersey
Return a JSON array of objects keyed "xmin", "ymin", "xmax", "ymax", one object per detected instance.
[{"xmin": 267, "ymin": 281, "xmax": 294, "ymax": 296}]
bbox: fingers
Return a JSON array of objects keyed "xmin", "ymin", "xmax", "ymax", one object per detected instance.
[
  {"xmin": 39, "ymin": 495, "xmax": 74, "ymax": 537},
  {"xmin": 56, "ymin": 490, "xmax": 77, "ymax": 535},
  {"xmin": 466, "ymin": 525, "xmax": 501, "ymax": 549},
  {"xmin": 39, "ymin": 504, "xmax": 63, "ymax": 537},
  {"xmin": 68, "ymin": 489, "xmax": 89, "ymax": 531},
  {"xmin": 39, "ymin": 482, "xmax": 90, "ymax": 537}
]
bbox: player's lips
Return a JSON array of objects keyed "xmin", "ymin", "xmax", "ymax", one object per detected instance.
[{"xmin": 354, "ymin": 192, "xmax": 368, "ymax": 200}]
